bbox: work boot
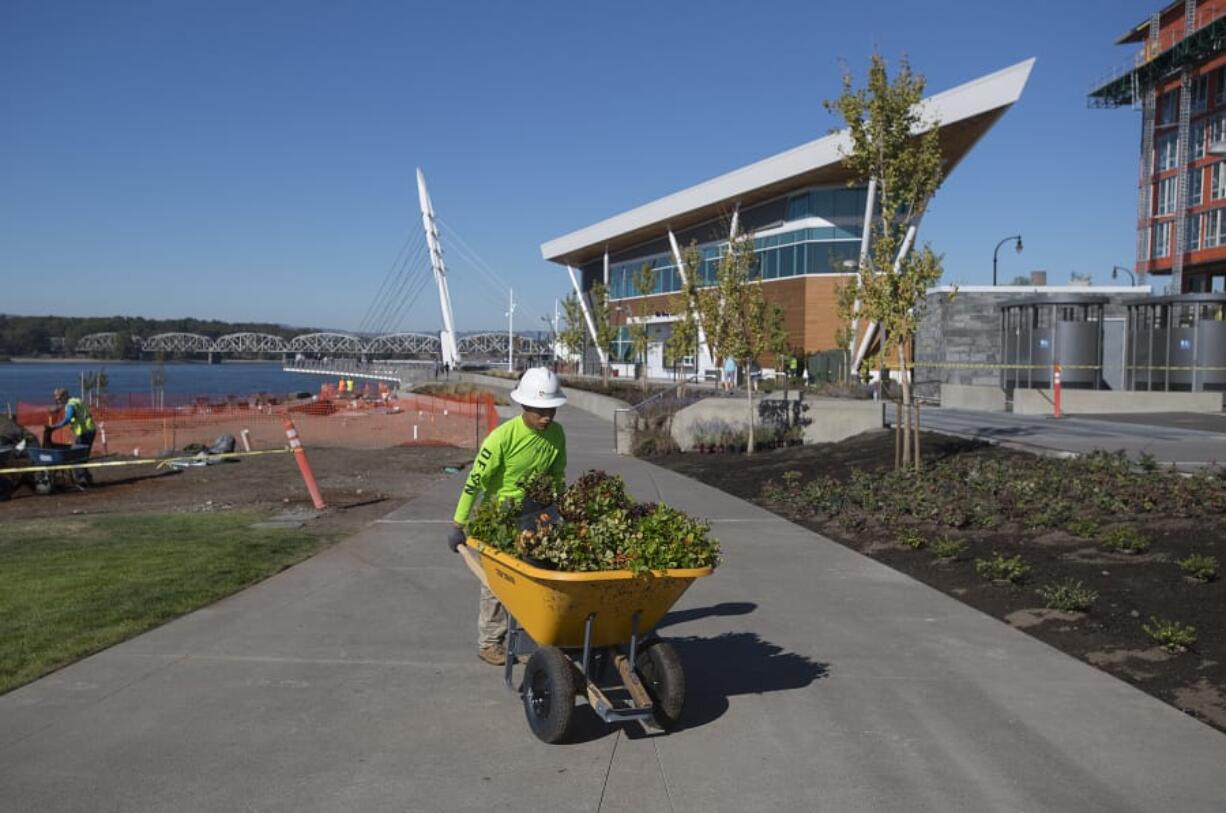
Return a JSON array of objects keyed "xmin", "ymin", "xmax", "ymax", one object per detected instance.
[{"xmin": 478, "ymin": 644, "xmax": 506, "ymax": 666}]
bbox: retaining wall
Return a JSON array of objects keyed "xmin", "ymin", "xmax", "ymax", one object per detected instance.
[
  {"xmin": 671, "ymin": 394, "xmax": 884, "ymax": 451},
  {"xmin": 1011, "ymin": 388, "xmax": 1223, "ymax": 415},
  {"xmin": 940, "ymin": 384, "xmax": 1007, "ymax": 412}
]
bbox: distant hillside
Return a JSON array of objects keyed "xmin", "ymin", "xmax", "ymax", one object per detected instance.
[{"xmin": 0, "ymin": 314, "xmax": 318, "ymax": 358}]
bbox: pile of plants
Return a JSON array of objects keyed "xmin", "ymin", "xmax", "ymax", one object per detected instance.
[{"xmin": 466, "ymin": 470, "xmax": 720, "ymax": 574}]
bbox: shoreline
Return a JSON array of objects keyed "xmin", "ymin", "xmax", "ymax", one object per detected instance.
[{"xmin": 6, "ymin": 358, "xmax": 287, "ymax": 365}]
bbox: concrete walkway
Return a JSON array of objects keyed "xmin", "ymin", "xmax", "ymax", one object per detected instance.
[{"xmin": 2, "ymin": 407, "xmax": 1225, "ymax": 811}]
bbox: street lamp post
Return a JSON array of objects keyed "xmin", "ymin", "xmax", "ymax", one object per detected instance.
[
  {"xmin": 993, "ymin": 235, "xmax": 1024, "ymax": 286},
  {"xmin": 1112, "ymin": 265, "xmax": 1136, "ymax": 285}
]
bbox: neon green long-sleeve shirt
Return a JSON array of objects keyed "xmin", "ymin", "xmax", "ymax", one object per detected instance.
[{"xmin": 453, "ymin": 415, "xmax": 566, "ymax": 524}]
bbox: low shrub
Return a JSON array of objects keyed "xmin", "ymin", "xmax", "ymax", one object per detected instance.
[
  {"xmin": 1142, "ymin": 616, "xmax": 1197, "ymax": 653},
  {"xmin": 1036, "ymin": 578, "xmax": 1098, "ymax": 612},
  {"xmin": 1064, "ymin": 517, "xmax": 1100, "ymax": 538},
  {"xmin": 467, "ymin": 470, "xmax": 720, "ymax": 573},
  {"xmin": 1180, "ymin": 553, "xmax": 1219, "ymax": 582},
  {"xmin": 975, "ymin": 552, "xmax": 1031, "ymax": 584},
  {"xmin": 757, "ymin": 449, "xmax": 1226, "ymax": 535},
  {"xmin": 896, "ymin": 528, "xmax": 926, "ymax": 550},
  {"xmin": 932, "ymin": 538, "xmax": 967, "ymax": 561},
  {"xmin": 1098, "ymin": 526, "xmax": 1150, "ymax": 555}
]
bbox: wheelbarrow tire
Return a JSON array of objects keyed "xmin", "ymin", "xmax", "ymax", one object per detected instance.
[
  {"xmin": 522, "ymin": 646, "xmax": 575, "ymax": 744},
  {"xmin": 636, "ymin": 640, "xmax": 685, "ymax": 730}
]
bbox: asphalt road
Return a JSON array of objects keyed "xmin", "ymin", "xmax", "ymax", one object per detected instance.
[
  {"xmin": 910, "ymin": 407, "xmax": 1226, "ymax": 469},
  {"xmin": 2, "ymin": 407, "xmax": 1225, "ymax": 811}
]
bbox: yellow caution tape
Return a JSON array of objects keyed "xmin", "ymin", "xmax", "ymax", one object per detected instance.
[
  {"xmin": 878, "ymin": 361, "xmax": 1226, "ymax": 372},
  {"xmin": 0, "ymin": 447, "xmax": 293, "ymax": 476}
]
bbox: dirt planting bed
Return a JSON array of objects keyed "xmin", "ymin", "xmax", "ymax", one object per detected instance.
[
  {"xmin": 1, "ymin": 444, "xmax": 473, "ymax": 537},
  {"xmin": 651, "ymin": 432, "xmax": 1226, "ymax": 732}
]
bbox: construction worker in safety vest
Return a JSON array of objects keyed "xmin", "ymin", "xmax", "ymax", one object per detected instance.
[
  {"xmin": 47, "ymin": 388, "xmax": 97, "ymax": 485},
  {"xmin": 447, "ymin": 367, "xmax": 567, "ymax": 666},
  {"xmin": 47, "ymin": 388, "xmax": 96, "ymax": 450}
]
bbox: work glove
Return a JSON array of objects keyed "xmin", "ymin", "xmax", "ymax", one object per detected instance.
[{"xmin": 447, "ymin": 524, "xmax": 468, "ymax": 553}]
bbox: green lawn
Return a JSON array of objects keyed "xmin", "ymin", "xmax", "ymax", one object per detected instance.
[{"xmin": 0, "ymin": 512, "xmax": 328, "ymax": 693}]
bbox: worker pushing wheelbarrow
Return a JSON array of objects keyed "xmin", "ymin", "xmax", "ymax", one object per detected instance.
[{"xmin": 446, "ymin": 368, "xmax": 718, "ymax": 743}]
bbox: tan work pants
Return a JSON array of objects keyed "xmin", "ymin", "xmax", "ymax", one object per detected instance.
[{"xmin": 478, "ymin": 584, "xmax": 507, "ymax": 649}]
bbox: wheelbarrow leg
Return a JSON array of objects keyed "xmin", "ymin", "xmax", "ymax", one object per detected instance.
[{"xmin": 504, "ymin": 615, "xmax": 519, "ymax": 691}]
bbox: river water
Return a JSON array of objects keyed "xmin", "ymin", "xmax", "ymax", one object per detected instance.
[{"xmin": 0, "ymin": 361, "xmax": 328, "ymax": 408}]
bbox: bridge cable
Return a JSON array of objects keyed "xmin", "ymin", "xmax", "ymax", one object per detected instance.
[
  {"xmin": 356, "ymin": 229, "xmax": 418, "ymax": 335},
  {"xmin": 366, "ymin": 237, "xmax": 428, "ymax": 337},
  {"xmin": 436, "ymin": 218, "xmax": 512, "ymax": 294},
  {"xmin": 360, "ymin": 232, "xmax": 426, "ymax": 336},
  {"xmin": 372, "ymin": 250, "xmax": 431, "ymax": 337}
]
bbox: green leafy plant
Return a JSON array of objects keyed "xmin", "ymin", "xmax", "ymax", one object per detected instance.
[
  {"xmin": 1142, "ymin": 616, "xmax": 1197, "ymax": 653},
  {"xmin": 1036, "ymin": 578, "xmax": 1097, "ymax": 612},
  {"xmin": 1098, "ymin": 526, "xmax": 1150, "ymax": 555},
  {"xmin": 932, "ymin": 538, "xmax": 966, "ymax": 561},
  {"xmin": 1180, "ymin": 553, "xmax": 1219, "ymax": 582},
  {"xmin": 517, "ymin": 471, "xmax": 559, "ymax": 508},
  {"xmin": 1064, "ymin": 517, "xmax": 1099, "ymax": 538},
  {"xmin": 975, "ymin": 552, "xmax": 1030, "ymax": 584},
  {"xmin": 468, "ymin": 471, "xmax": 720, "ymax": 574},
  {"xmin": 896, "ymin": 528, "xmax": 926, "ymax": 550}
]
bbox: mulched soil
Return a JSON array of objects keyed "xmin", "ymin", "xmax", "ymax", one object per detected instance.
[
  {"xmin": 651, "ymin": 431, "xmax": 1226, "ymax": 733},
  {"xmin": 1, "ymin": 444, "xmax": 473, "ymax": 538}
]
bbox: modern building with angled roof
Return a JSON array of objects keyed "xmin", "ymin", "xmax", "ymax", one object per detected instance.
[{"xmin": 541, "ymin": 59, "xmax": 1035, "ymax": 379}]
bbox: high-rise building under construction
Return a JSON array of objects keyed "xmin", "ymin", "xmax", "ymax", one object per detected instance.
[{"xmin": 1091, "ymin": 0, "xmax": 1226, "ymax": 293}]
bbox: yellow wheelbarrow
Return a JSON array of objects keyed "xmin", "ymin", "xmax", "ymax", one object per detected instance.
[{"xmin": 459, "ymin": 539, "xmax": 713, "ymax": 744}]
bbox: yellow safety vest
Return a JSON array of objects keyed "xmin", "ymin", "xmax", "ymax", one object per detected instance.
[{"xmin": 66, "ymin": 397, "xmax": 95, "ymax": 436}]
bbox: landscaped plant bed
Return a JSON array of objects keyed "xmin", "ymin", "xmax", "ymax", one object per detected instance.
[{"xmin": 650, "ymin": 432, "xmax": 1226, "ymax": 732}]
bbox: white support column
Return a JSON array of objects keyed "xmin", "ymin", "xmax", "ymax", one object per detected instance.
[
  {"xmin": 603, "ymin": 248, "xmax": 610, "ymax": 287},
  {"xmin": 852, "ymin": 220, "xmax": 919, "ymax": 372},
  {"xmin": 848, "ymin": 178, "xmax": 877, "ymax": 352},
  {"xmin": 668, "ymin": 228, "xmax": 714, "ymax": 374},
  {"xmin": 566, "ymin": 264, "xmax": 607, "ymax": 364},
  {"xmin": 417, "ymin": 168, "xmax": 460, "ymax": 368},
  {"xmin": 728, "ymin": 201, "xmax": 740, "ymax": 242}
]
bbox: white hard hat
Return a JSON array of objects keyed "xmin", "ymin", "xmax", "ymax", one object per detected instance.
[{"xmin": 510, "ymin": 367, "xmax": 567, "ymax": 408}]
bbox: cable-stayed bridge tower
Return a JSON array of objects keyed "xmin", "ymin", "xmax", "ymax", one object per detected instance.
[{"xmin": 417, "ymin": 168, "xmax": 461, "ymax": 368}]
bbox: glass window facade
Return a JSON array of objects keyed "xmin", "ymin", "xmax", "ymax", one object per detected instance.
[
  {"xmin": 1157, "ymin": 132, "xmax": 1179, "ymax": 171},
  {"xmin": 1190, "ymin": 166, "xmax": 1204, "ymax": 205},
  {"xmin": 607, "ymin": 186, "xmax": 865, "ymax": 300},
  {"xmin": 1213, "ymin": 162, "xmax": 1226, "ymax": 200},
  {"xmin": 1207, "ymin": 208, "xmax": 1226, "ymax": 248},
  {"xmin": 1217, "ymin": 67, "xmax": 1226, "ymax": 106},
  {"xmin": 1161, "ymin": 91, "xmax": 1178, "ymax": 125},
  {"xmin": 1157, "ymin": 176, "xmax": 1178, "ymax": 215},
  {"xmin": 1192, "ymin": 119, "xmax": 1206, "ymax": 160},
  {"xmin": 1187, "ymin": 212, "xmax": 1202, "ymax": 251},
  {"xmin": 1193, "ymin": 74, "xmax": 1210, "ymax": 113},
  {"xmin": 1153, "ymin": 221, "xmax": 1170, "ymax": 258}
]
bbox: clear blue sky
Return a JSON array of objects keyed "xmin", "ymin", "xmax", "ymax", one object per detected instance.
[{"xmin": 1, "ymin": 0, "xmax": 1155, "ymax": 333}]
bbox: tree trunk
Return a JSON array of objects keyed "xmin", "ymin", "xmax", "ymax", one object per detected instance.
[
  {"xmin": 898, "ymin": 344, "xmax": 912, "ymax": 468},
  {"xmin": 897, "ymin": 399, "xmax": 907, "ymax": 470},
  {"xmin": 745, "ymin": 363, "xmax": 755, "ymax": 455},
  {"xmin": 913, "ymin": 400, "xmax": 921, "ymax": 472}
]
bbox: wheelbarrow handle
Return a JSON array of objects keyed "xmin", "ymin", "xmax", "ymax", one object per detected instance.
[{"xmin": 456, "ymin": 545, "xmax": 490, "ymax": 590}]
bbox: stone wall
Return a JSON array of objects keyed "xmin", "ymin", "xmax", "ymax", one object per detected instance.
[
  {"xmin": 914, "ymin": 286, "xmax": 1151, "ymax": 399},
  {"xmin": 670, "ymin": 394, "xmax": 883, "ymax": 451}
]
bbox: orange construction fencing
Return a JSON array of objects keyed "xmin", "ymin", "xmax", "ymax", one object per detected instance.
[{"xmin": 17, "ymin": 389, "xmax": 499, "ymax": 458}]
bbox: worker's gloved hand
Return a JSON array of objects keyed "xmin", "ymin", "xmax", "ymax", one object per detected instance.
[{"xmin": 447, "ymin": 525, "xmax": 467, "ymax": 553}]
